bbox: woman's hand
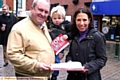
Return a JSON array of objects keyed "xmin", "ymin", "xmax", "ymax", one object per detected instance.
[
  {"xmin": 67, "ymin": 60, "xmax": 72, "ymax": 62},
  {"xmin": 80, "ymin": 67, "xmax": 88, "ymax": 73}
]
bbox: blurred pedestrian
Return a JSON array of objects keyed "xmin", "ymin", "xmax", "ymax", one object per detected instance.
[
  {"xmin": 115, "ymin": 23, "xmax": 120, "ymax": 37},
  {"xmin": 0, "ymin": 4, "xmax": 18, "ymax": 67},
  {"xmin": 7, "ymin": 0, "xmax": 55, "ymax": 79},
  {"xmin": 65, "ymin": 7, "xmax": 107, "ymax": 80},
  {"xmin": 49, "ymin": 5, "xmax": 71, "ymax": 80}
]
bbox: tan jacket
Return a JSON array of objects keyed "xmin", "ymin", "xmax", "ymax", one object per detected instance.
[{"xmin": 7, "ymin": 16, "xmax": 55, "ymax": 78}]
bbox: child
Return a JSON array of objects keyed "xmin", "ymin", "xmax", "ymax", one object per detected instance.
[{"xmin": 49, "ymin": 5, "xmax": 71, "ymax": 80}]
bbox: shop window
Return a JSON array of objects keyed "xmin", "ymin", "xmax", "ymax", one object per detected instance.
[
  {"xmin": 102, "ymin": 16, "xmax": 110, "ymax": 31},
  {"xmin": 102, "ymin": 16, "xmax": 120, "ymax": 41},
  {"xmin": 102, "ymin": 16, "xmax": 111, "ymax": 40}
]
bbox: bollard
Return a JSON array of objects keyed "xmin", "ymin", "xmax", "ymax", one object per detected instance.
[{"xmin": 115, "ymin": 36, "xmax": 120, "ymax": 58}]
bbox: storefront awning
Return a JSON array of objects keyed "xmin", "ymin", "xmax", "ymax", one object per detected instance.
[{"xmin": 90, "ymin": 1, "xmax": 120, "ymax": 15}]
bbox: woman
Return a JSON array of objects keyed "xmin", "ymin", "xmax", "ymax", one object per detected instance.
[{"xmin": 65, "ymin": 7, "xmax": 107, "ymax": 80}]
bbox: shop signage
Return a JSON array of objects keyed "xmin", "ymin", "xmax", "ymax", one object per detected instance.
[
  {"xmin": 90, "ymin": 1, "xmax": 120, "ymax": 15},
  {"xmin": 94, "ymin": 20, "xmax": 98, "ymax": 29},
  {"xmin": 102, "ymin": 27, "xmax": 109, "ymax": 34},
  {"xmin": 92, "ymin": 0, "xmax": 110, "ymax": 2}
]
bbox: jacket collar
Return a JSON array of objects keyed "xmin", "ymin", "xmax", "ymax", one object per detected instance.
[{"xmin": 86, "ymin": 29, "xmax": 98, "ymax": 39}]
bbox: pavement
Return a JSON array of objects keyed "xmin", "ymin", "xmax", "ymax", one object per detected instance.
[{"xmin": 0, "ymin": 41, "xmax": 120, "ymax": 80}]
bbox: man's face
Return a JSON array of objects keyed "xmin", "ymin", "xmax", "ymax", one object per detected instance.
[
  {"xmin": 2, "ymin": 6, "xmax": 9, "ymax": 15},
  {"xmin": 52, "ymin": 13, "xmax": 64, "ymax": 25},
  {"xmin": 30, "ymin": 1, "xmax": 50, "ymax": 25}
]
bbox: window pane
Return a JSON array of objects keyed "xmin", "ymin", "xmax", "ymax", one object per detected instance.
[
  {"xmin": 18, "ymin": 0, "xmax": 22, "ymax": 8},
  {"xmin": 0, "ymin": 0, "xmax": 3, "ymax": 7}
]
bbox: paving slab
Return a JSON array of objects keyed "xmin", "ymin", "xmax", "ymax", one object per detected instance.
[{"xmin": 0, "ymin": 41, "xmax": 120, "ymax": 80}]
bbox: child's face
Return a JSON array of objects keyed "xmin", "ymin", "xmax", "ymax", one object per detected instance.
[{"xmin": 52, "ymin": 13, "xmax": 64, "ymax": 25}]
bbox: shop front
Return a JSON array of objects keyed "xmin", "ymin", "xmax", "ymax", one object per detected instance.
[{"xmin": 90, "ymin": 1, "xmax": 120, "ymax": 41}]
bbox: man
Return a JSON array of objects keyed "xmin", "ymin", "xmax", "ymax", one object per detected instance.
[
  {"xmin": 0, "ymin": 4, "xmax": 18, "ymax": 67},
  {"xmin": 7, "ymin": 0, "xmax": 55, "ymax": 79}
]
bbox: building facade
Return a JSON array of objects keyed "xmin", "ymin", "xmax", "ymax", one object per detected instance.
[
  {"xmin": 1, "ymin": 0, "xmax": 120, "ymax": 41},
  {"xmin": 0, "ymin": 0, "xmax": 92, "ymax": 18}
]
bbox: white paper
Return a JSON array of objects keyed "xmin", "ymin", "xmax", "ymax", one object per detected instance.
[{"xmin": 51, "ymin": 62, "xmax": 84, "ymax": 71}]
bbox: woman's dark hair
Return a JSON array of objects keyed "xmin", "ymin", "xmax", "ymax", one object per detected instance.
[{"xmin": 71, "ymin": 7, "xmax": 94, "ymax": 39}]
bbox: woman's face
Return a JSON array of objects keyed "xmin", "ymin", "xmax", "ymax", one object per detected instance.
[{"xmin": 75, "ymin": 13, "xmax": 90, "ymax": 32}]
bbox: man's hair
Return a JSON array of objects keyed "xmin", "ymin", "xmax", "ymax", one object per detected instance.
[
  {"xmin": 32, "ymin": 0, "xmax": 50, "ymax": 8},
  {"xmin": 2, "ymin": 4, "xmax": 9, "ymax": 10},
  {"xmin": 50, "ymin": 5, "xmax": 66, "ymax": 18}
]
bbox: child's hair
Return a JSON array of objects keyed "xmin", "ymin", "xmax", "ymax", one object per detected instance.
[{"xmin": 50, "ymin": 5, "xmax": 66, "ymax": 18}]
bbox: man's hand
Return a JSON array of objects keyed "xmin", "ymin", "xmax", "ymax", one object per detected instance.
[
  {"xmin": 1, "ymin": 24, "xmax": 6, "ymax": 31},
  {"xmin": 38, "ymin": 63, "xmax": 50, "ymax": 71}
]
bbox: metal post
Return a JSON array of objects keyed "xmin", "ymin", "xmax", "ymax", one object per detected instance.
[
  {"xmin": 115, "ymin": 36, "xmax": 120, "ymax": 58},
  {"xmin": 115, "ymin": 42, "xmax": 119, "ymax": 58},
  {"xmin": 16, "ymin": 0, "xmax": 18, "ymax": 17}
]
